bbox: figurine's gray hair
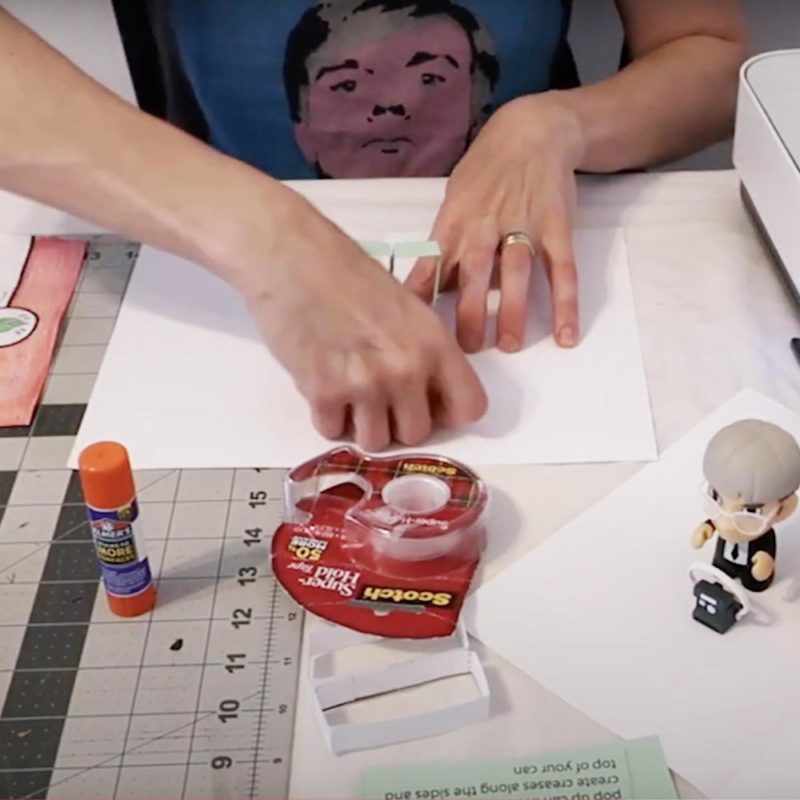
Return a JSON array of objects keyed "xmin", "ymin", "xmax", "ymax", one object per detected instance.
[{"xmin": 703, "ymin": 419, "xmax": 800, "ymax": 503}]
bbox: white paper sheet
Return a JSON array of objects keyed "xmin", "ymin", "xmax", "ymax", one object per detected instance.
[
  {"xmin": 70, "ymin": 227, "xmax": 656, "ymax": 469},
  {"xmin": 0, "ymin": 234, "xmax": 32, "ymax": 307},
  {"xmin": 0, "ymin": 0, "xmax": 137, "ymax": 235},
  {"xmin": 466, "ymin": 388, "xmax": 800, "ymax": 800},
  {"xmin": 3, "ymin": 0, "xmax": 136, "ymax": 103}
]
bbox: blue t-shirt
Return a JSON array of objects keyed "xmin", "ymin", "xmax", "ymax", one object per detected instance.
[{"xmin": 160, "ymin": 0, "xmax": 575, "ymax": 179}]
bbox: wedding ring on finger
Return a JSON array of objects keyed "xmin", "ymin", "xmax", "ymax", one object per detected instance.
[{"xmin": 499, "ymin": 231, "xmax": 536, "ymax": 257}]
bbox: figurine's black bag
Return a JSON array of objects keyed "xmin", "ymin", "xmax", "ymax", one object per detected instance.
[{"xmin": 693, "ymin": 579, "xmax": 742, "ymax": 634}]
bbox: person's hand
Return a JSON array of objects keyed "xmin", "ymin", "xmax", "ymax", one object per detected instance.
[
  {"xmin": 405, "ymin": 93, "xmax": 585, "ymax": 353},
  {"xmin": 751, "ymin": 551, "xmax": 775, "ymax": 583},
  {"xmin": 239, "ymin": 197, "xmax": 487, "ymax": 451},
  {"xmin": 691, "ymin": 522, "xmax": 715, "ymax": 549}
]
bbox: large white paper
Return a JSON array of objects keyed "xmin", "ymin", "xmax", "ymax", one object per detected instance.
[
  {"xmin": 467, "ymin": 388, "xmax": 800, "ymax": 799},
  {"xmin": 0, "ymin": 234, "xmax": 32, "ymax": 307},
  {"xmin": 70, "ymin": 227, "xmax": 656, "ymax": 469}
]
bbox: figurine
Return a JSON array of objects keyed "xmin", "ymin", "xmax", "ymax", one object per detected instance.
[{"xmin": 692, "ymin": 419, "xmax": 800, "ymax": 592}]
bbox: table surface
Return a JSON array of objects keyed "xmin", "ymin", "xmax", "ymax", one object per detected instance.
[
  {"xmin": 3, "ymin": 169, "xmax": 800, "ymax": 800},
  {"xmin": 284, "ymin": 170, "xmax": 800, "ymax": 800}
]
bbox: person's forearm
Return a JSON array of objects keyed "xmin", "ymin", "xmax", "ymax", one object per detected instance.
[
  {"xmin": 0, "ymin": 10, "xmax": 307, "ymax": 296},
  {"xmin": 551, "ymin": 33, "xmax": 748, "ymax": 173}
]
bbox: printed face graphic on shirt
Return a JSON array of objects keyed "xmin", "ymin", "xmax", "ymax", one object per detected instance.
[{"xmin": 284, "ymin": 1, "xmax": 498, "ymax": 178}]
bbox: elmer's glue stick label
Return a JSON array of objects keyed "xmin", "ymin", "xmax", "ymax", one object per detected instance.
[
  {"xmin": 78, "ymin": 441, "xmax": 156, "ymax": 617},
  {"xmin": 89, "ymin": 498, "xmax": 152, "ymax": 599}
]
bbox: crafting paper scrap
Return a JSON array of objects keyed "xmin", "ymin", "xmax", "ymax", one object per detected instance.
[
  {"xmin": 70, "ymin": 227, "xmax": 657, "ymax": 469},
  {"xmin": 467, "ymin": 389, "xmax": 800, "ymax": 800},
  {"xmin": 355, "ymin": 737, "xmax": 676, "ymax": 800},
  {"xmin": 624, "ymin": 738, "xmax": 679, "ymax": 800},
  {"xmin": 0, "ymin": 237, "xmax": 85, "ymax": 426}
]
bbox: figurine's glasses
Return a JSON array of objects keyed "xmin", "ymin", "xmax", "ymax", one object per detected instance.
[{"xmin": 699, "ymin": 483, "xmax": 780, "ymax": 536}]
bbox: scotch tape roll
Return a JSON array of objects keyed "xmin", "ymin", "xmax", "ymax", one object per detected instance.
[
  {"xmin": 283, "ymin": 446, "xmax": 488, "ymax": 571},
  {"xmin": 346, "ymin": 455, "xmax": 487, "ymax": 570},
  {"xmin": 370, "ymin": 473, "xmax": 469, "ymax": 561}
]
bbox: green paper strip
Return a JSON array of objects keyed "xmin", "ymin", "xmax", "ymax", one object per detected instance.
[
  {"xmin": 360, "ymin": 240, "xmax": 394, "ymax": 258},
  {"xmin": 358, "ymin": 240, "xmax": 442, "ymax": 303},
  {"xmin": 393, "ymin": 241, "xmax": 441, "ymax": 259}
]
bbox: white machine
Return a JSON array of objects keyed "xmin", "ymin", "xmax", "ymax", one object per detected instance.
[{"xmin": 733, "ymin": 50, "xmax": 800, "ymax": 303}]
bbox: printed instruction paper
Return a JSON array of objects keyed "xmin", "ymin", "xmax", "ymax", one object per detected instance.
[{"xmin": 356, "ymin": 737, "xmax": 677, "ymax": 800}]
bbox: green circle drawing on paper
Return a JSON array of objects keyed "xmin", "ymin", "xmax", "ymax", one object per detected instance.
[{"xmin": 0, "ymin": 307, "xmax": 38, "ymax": 347}]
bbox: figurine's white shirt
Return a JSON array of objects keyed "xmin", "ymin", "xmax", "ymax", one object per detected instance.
[{"xmin": 721, "ymin": 539, "xmax": 749, "ymax": 566}]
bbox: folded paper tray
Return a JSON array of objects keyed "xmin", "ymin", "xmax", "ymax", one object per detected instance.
[{"xmin": 308, "ymin": 619, "xmax": 490, "ymax": 754}]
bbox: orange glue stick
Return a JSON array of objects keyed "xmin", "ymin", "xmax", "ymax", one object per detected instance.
[{"xmin": 78, "ymin": 441, "xmax": 156, "ymax": 617}]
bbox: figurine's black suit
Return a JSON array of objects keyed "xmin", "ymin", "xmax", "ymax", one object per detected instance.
[{"xmin": 711, "ymin": 525, "xmax": 776, "ymax": 592}]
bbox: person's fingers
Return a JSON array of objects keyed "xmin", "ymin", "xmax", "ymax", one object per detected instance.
[
  {"xmin": 315, "ymin": 359, "xmax": 390, "ymax": 451},
  {"xmin": 433, "ymin": 346, "xmax": 488, "ymax": 428},
  {"xmin": 311, "ymin": 398, "xmax": 347, "ymax": 441},
  {"xmin": 455, "ymin": 234, "xmax": 496, "ymax": 353},
  {"xmin": 404, "ymin": 254, "xmax": 440, "ymax": 304},
  {"xmin": 351, "ymin": 394, "xmax": 392, "ymax": 452},
  {"xmin": 496, "ymin": 240, "xmax": 534, "ymax": 352},
  {"xmin": 540, "ymin": 213, "xmax": 579, "ymax": 347},
  {"xmin": 305, "ymin": 368, "xmax": 349, "ymax": 440},
  {"xmin": 456, "ymin": 250, "xmax": 494, "ymax": 353},
  {"xmin": 390, "ymin": 382, "xmax": 433, "ymax": 446}
]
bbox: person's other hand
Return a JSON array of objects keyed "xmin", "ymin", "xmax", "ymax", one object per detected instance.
[
  {"xmin": 406, "ymin": 93, "xmax": 585, "ymax": 353},
  {"xmin": 240, "ymin": 199, "xmax": 487, "ymax": 452}
]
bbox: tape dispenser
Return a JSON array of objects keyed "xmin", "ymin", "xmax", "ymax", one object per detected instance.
[{"xmin": 271, "ymin": 446, "xmax": 489, "ymax": 639}]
